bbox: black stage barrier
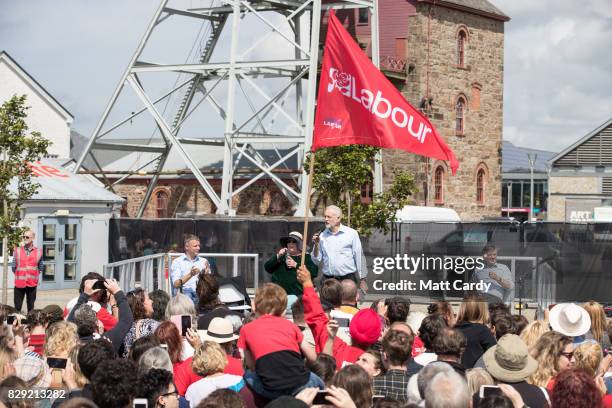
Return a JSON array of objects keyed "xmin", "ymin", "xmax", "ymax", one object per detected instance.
[{"xmin": 109, "ymin": 219, "xmax": 612, "ymax": 303}]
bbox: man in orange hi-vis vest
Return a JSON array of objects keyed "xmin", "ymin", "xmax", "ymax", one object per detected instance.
[{"xmin": 12, "ymin": 229, "xmax": 43, "ymax": 312}]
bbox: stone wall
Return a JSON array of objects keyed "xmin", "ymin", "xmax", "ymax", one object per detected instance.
[
  {"xmin": 382, "ymin": 3, "xmax": 504, "ymax": 221},
  {"xmin": 547, "ymin": 175, "xmax": 600, "ymax": 221}
]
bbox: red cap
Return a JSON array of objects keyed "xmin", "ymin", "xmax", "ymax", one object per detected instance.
[{"xmin": 349, "ymin": 309, "xmax": 382, "ymax": 346}]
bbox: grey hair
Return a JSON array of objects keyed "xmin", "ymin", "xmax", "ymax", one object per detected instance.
[
  {"xmin": 165, "ymin": 293, "xmax": 197, "ymax": 320},
  {"xmin": 325, "ymin": 205, "xmax": 343, "ymax": 218},
  {"xmin": 184, "ymin": 234, "xmax": 200, "ymax": 247},
  {"xmin": 424, "ymin": 370, "xmax": 470, "ymax": 408},
  {"xmin": 138, "ymin": 346, "xmax": 173, "ymax": 373},
  {"xmin": 417, "ymin": 361, "xmax": 455, "ymax": 399}
]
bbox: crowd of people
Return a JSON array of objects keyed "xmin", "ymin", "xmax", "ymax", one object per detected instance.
[{"xmin": 0, "ymin": 209, "xmax": 611, "ymax": 407}]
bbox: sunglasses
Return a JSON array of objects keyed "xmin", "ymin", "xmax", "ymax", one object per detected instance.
[
  {"xmin": 287, "ymin": 239, "xmax": 298, "ymax": 244},
  {"xmin": 22, "ymin": 236, "xmax": 33, "ymax": 239},
  {"xmin": 560, "ymin": 351, "xmax": 574, "ymax": 360},
  {"xmin": 160, "ymin": 388, "xmax": 179, "ymax": 398}
]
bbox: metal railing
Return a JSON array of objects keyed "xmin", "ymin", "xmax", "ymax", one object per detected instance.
[{"xmin": 103, "ymin": 252, "xmax": 259, "ymax": 294}]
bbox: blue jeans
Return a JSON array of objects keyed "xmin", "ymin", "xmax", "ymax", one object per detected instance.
[
  {"xmin": 180, "ymin": 287, "xmax": 198, "ymax": 305},
  {"xmin": 244, "ymin": 370, "xmax": 324, "ymax": 400}
]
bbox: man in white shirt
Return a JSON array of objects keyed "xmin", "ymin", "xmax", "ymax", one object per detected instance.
[
  {"xmin": 311, "ymin": 205, "xmax": 367, "ymax": 293},
  {"xmin": 171, "ymin": 235, "xmax": 210, "ymax": 304}
]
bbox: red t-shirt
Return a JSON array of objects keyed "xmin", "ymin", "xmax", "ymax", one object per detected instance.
[
  {"xmin": 237, "ymin": 315, "xmax": 303, "ymax": 358},
  {"xmin": 412, "ymin": 336, "xmax": 425, "ymax": 357},
  {"xmin": 225, "ymin": 355, "xmax": 244, "ymax": 376},
  {"xmin": 174, "ymin": 357, "xmax": 201, "ymax": 396},
  {"xmin": 28, "ymin": 334, "xmax": 45, "ymax": 356},
  {"xmin": 238, "ymin": 314, "xmax": 309, "ymax": 391}
]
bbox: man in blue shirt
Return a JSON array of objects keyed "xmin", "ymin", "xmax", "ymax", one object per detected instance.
[
  {"xmin": 170, "ymin": 234, "xmax": 210, "ymax": 304},
  {"xmin": 311, "ymin": 205, "xmax": 367, "ymax": 292}
]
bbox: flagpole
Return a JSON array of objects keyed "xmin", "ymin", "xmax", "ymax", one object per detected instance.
[{"xmin": 300, "ymin": 151, "xmax": 316, "ymax": 267}]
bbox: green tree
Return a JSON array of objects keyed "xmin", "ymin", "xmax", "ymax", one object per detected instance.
[
  {"xmin": 307, "ymin": 145, "xmax": 416, "ymax": 236},
  {"xmin": 0, "ymin": 95, "xmax": 50, "ymax": 303}
]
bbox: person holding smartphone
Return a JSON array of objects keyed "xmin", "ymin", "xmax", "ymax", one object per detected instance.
[
  {"xmin": 64, "ymin": 272, "xmax": 118, "ymax": 332},
  {"xmin": 264, "ymin": 231, "xmax": 318, "ymax": 296},
  {"xmin": 171, "ymin": 235, "xmax": 211, "ymax": 304}
]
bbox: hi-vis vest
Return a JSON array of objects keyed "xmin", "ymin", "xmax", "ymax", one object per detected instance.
[{"xmin": 13, "ymin": 246, "xmax": 42, "ymax": 288}]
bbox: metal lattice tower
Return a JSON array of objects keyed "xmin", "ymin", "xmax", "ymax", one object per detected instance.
[{"xmin": 75, "ymin": 0, "xmax": 381, "ymax": 217}]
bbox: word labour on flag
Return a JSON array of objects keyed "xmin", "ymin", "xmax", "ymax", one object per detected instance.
[{"xmin": 313, "ymin": 11, "xmax": 459, "ymax": 175}]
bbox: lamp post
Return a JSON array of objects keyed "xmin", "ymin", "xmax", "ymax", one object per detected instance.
[
  {"xmin": 507, "ymin": 182, "xmax": 512, "ymax": 215},
  {"xmin": 527, "ymin": 153, "xmax": 537, "ymax": 222}
]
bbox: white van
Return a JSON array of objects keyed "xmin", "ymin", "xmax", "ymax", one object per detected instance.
[
  {"xmin": 395, "ymin": 206, "xmax": 461, "ymax": 255},
  {"xmin": 395, "ymin": 205, "xmax": 461, "ymax": 223}
]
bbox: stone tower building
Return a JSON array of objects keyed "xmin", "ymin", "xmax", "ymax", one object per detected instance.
[{"xmin": 349, "ymin": 0, "xmax": 509, "ymax": 220}]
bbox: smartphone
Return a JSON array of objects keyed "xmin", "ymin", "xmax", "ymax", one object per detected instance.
[
  {"xmin": 170, "ymin": 315, "xmax": 192, "ymax": 336},
  {"xmin": 133, "ymin": 398, "xmax": 148, "ymax": 408},
  {"xmin": 93, "ymin": 280, "xmax": 106, "ymax": 291},
  {"xmin": 6, "ymin": 315, "xmax": 16, "ymax": 325},
  {"xmin": 312, "ymin": 390, "xmax": 329, "ymax": 405},
  {"xmin": 181, "ymin": 315, "xmax": 192, "ymax": 336},
  {"xmin": 335, "ymin": 317, "xmax": 351, "ymax": 327},
  {"xmin": 479, "ymin": 385, "xmax": 501, "ymax": 398},
  {"xmin": 47, "ymin": 357, "xmax": 68, "ymax": 369}
]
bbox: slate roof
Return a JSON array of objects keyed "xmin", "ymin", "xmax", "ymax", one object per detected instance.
[
  {"xmin": 418, "ymin": 0, "xmax": 510, "ymax": 21},
  {"xmin": 502, "ymin": 141, "xmax": 556, "ymax": 173}
]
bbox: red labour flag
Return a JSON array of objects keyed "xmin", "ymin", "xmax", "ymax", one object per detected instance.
[{"xmin": 313, "ymin": 12, "xmax": 459, "ymax": 175}]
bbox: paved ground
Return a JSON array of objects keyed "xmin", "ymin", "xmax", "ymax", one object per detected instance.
[
  {"xmin": 2, "ymin": 288, "xmax": 538, "ymax": 321},
  {"xmin": 1, "ymin": 288, "xmax": 76, "ymax": 311}
]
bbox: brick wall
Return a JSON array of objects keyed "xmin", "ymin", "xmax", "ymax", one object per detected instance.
[{"xmin": 113, "ymin": 179, "xmax": 293, "ymax": 218}]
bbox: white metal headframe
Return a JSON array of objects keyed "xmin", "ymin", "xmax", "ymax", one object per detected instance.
[{"xmin": 74, "ymin": 0, "xmax": 380, "ymax": 217}]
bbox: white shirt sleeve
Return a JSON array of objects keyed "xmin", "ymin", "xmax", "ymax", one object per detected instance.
[
  {"xmin": 352, "ymin": 230, "xmax": 365, "ymax": 279},
  {"xmin": 170, "ymin": 258, "xmax": 182, "ymax": 284}
]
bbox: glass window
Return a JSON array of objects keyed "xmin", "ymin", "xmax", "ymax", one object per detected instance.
[
  {"xmin": 65, "ymin": 224, "xmax": 77, "ymax": 241},
  {"xmin": 457, "ymin": 30, "xmax": 467, "ymax": 67},
  {"xmin": 43, "ymin": 225, "xmax": 55, "ymax": 241},
  {"xmin": 512, "ymin": 182, "xmax": 522, "ymax": 208},
  {"xmin": 456, "ymin": 97, "xmax": 466, "ymax": 134},
  {"xmin": 358, "ymin": 8, "xmax": 369, "ymax": 23},
  {"xmin": 65, "ymin": 244, "xmax": 77, "ymax": 261},
  {"xmin": 64, "ymin": 263, "xmax": 76, "ymax": 281},
  {"xmin": 434, "ymin": 166, "xmax": 444, "ymax": 203},
  {"xmin": 156, "ymin": 191, "xmax": 169, "ymax": 218},
  {"xmin": 42, "ymin": 264, "xmax": 55, "ymax": 281},
  {"xmin": 476, "ymin": 169, "xmax": 485, "ymax": 204}
]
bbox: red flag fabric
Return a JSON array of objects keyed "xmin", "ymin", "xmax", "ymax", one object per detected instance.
[{"xmin": 313, "ymin": 12, "xmax": 459, "ymax": 175}]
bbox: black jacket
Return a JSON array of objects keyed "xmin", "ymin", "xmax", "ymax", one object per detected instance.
[{"xmin": 454, "ymin": 321, "xmax": 496, "ymax": 369}]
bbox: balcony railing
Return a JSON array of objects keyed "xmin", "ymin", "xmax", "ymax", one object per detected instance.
[{"xmin": 380, "ymin": 55, "xmax": 407, "ymax": 73}]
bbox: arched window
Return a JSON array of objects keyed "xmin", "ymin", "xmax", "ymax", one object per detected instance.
[
  {"xmin": 457, "ymin": 29, "xmax": 467, "ymax": 67},
  {"xmin": 434, "ymin": 166, "xmax": 445, "ymax": 203},
  {"xmin": 476, "ymin": 168, "xmax": 486, "ymax": 204},
  {"xmin": 456, "ymin": 96, "xmax": 466, "ymax": 135},
  {"xmin": 156, "ymin": 190, "xmax": 169, "ymax": 218}
]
